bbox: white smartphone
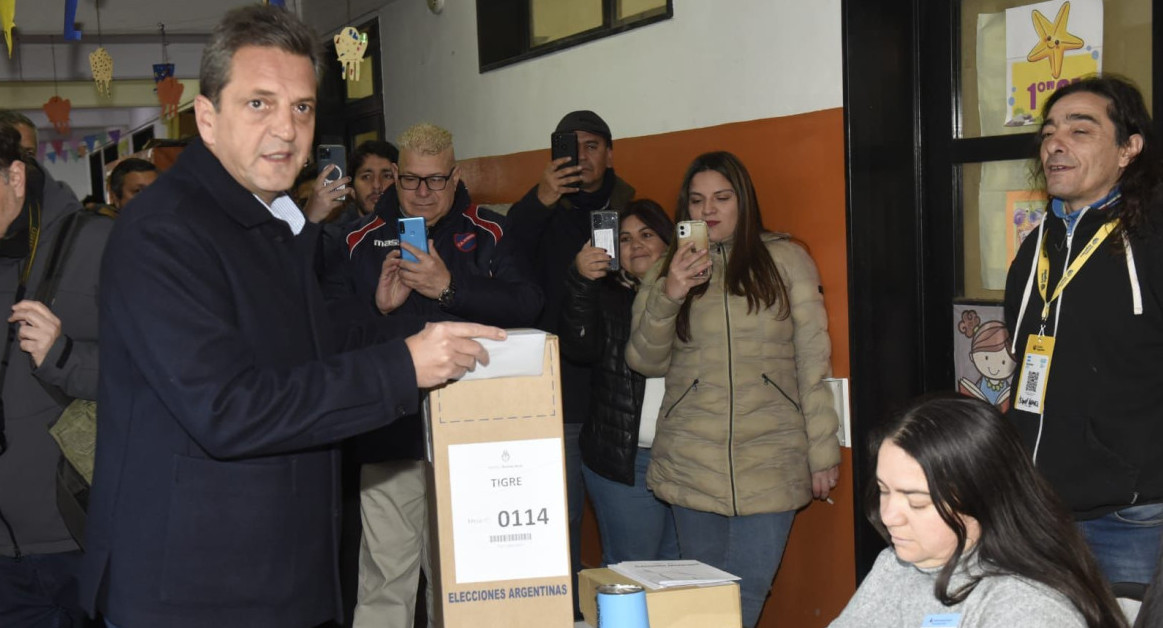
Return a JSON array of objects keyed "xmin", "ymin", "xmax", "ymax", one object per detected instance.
[{"xmin": 676, "ymin": 220, "xmax": 710, "ymax": 278}]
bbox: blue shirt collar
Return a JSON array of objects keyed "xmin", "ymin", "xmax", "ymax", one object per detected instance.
[{"xmin": 1050, "ymin": 187, "xmax": 1121, "ymax": 235}]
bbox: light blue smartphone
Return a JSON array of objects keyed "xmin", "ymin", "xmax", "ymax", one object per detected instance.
[{"xmin": 398, "ymin": 216, "xmax": 428, "ymax": 263}]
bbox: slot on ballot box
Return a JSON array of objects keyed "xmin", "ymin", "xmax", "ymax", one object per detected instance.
[{"xmin": 425, "ymin": 330, "xmax": 573, "ymax": 627}]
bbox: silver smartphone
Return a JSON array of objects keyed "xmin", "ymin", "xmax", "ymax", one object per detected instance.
[{"xmin": 591, "ymin": 210, "xmax": 620, "ymax": 271}]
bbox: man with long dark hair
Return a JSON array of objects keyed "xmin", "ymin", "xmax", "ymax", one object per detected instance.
[{"xmin": 1004, "ymin": 74, "xmax": 1163, "ymax": 588}]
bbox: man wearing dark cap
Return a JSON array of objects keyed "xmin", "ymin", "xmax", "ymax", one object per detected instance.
[{"xmin": 504, "ymin": 110, "xmax": 634, "ymax": 618}]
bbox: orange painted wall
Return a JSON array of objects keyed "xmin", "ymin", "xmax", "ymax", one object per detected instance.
[{"xmin": 459, "ymin": 108, "xmax": 854, "ymax": 627}]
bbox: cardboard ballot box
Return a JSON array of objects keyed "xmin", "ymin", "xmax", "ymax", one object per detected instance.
[
  {"xmin": 426, "ymin": 331, "xmax": 573, "ymax": 628},
  {"xmin": 578, "ymin": 568, "xmax": 742, "ymax": 628}
]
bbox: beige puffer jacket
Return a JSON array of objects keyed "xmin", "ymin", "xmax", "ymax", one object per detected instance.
[{"xmin": 626, "ymin": 232, "xmax": 840, "ymax": 516}]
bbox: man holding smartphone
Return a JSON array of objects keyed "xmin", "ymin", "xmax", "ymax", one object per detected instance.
[
  {"xmin": 503, "ymin": 110, "xmax": 635, "ymax": 619},
  {"xmin": 327, "ymin": 122, "xmax": 542, "ymax": 628}
]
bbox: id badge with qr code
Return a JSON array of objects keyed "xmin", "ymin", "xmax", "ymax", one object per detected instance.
[{"xmin": 1015, "ymin": 335, "xmax": 1055, "ymax": 414}]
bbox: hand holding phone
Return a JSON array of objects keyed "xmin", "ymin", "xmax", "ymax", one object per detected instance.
[
  {"xmin": 550, "ymin": 131, "xmax": 579, "ymax": 180},
  {"xmin": 575, "ymin": 244, "xmax": 611, "ymax": 281},
  {"xmin": 665, "ymin": 221, "xmax": 712, "ymax": 300},
  {"xmin": 317, "ymin": 144, "xmax": 348, "ymax": 199},
  {"xmin": 398, "ymin": 216, "xmax": 429, "ymax": 263},
  {"xmin": 590, "ymin": 210, "xmax": 620, "ymax": 272},
  {"xmin": 677, "ymin": 220, "xmax": 710, "ymax": 268},
  {"xmin": 537, "ymin": 132, "xmax": 584, "ymax": 207}
]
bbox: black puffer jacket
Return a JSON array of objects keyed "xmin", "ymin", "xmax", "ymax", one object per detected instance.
[
  {"xmin": 559, "ymin": 263, "xmax": 645, "ymax": 485},
  {"xmin": 505, "ymin": 171, "xmax": 635, "ymax": 424}
]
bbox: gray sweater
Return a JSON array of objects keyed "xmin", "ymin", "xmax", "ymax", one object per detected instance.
[{"xmin": 829, "ymin": 548, "xmax": 1086, "ymax": 628}]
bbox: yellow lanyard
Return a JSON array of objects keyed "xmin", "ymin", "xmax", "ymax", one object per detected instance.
[
  {"xmin": 1036, "ymin": 218, "xmax": 1118, "ymax": 322},
  {"xmin": 21, "ymin": 200, "xmax": 41, "ymax": 285}
]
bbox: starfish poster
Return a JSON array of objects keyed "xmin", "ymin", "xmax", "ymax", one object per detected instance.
[{"xmin": 1005, "ymin": 0, "xmax": 1102, "ymax": 127}]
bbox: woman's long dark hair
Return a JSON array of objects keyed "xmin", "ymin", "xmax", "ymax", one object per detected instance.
[
  {"xmin": 661, "ymin": 151, "xmax": 789, "ymax": 342},
  {"xmin": 866, "ymin": 395, "xmax": 1124, "ymax": 628}
]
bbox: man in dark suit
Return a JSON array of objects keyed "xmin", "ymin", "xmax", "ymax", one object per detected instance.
[{"xmin": 77, "ymin": 6, "xmax": 502, "ymax": 627}]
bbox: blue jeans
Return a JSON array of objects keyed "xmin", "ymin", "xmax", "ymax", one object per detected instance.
[
  {"xmin": 1078, "ymin": 502, "xmax": 1163, "ymax": 585},
  {"xmin": 582, "ymin": 448, "xmax": 679, "ymax": 566},
  {"xmin": 0, "ymin": 550, "xmax": 92, "ymax": 628},
  {"xmin": 563, "ymin": 422, "xmax": 584, "ymax": 617},
  {"xmin": 671, "ymin": 506, "xmax": 794, "ymax": 628}
]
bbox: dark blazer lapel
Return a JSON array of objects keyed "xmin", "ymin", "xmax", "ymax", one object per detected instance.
[{"xmin": 181, "ymin": 138, "xmax": 281, "ymax": 231}]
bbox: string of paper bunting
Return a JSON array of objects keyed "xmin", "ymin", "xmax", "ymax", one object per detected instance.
[{"xmin": 37, "ymin": 130, "xmax": 128, "ymax": 164}]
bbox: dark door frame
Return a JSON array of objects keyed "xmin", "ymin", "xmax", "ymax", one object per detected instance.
[{"xmin": 843, "ymin": 0, "xmax": 1163, "ymax": 581}]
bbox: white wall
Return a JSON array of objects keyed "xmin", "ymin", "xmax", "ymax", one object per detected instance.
[
  {"xmin": 376, "ymin": 0, "xmax": 842, "ymax": 159},
  {"xmin": 42, "ymin": 152, "xmax": 94, "ymax": 202}
]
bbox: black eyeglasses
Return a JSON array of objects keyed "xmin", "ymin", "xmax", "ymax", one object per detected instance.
[{"xmin": 397, "ymin": 168, "xmax": 455, "ymax": 191}]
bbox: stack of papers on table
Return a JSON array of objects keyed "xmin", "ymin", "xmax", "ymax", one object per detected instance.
[{"xmin": 609, "ymin": 560, "xmax": 740, "ymax": 589}]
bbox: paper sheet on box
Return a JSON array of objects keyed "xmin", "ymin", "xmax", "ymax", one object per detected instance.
[
  {"xmin": 458, "ymin": 329, "xmax": 546, "ymax": 381},
  {"xmin": 448, "ymin": 437, "xmax": 569, "ymax": 583},
  {"xmin": 609, "ymin": 560, "xmax": 740, "ymax": 589}
]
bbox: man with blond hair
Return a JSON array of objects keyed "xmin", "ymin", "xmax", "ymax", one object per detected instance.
[{"xmin": 332, "ymin": 122, "xmax": 541, "ymax": 627}]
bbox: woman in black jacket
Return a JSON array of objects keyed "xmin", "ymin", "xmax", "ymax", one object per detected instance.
[{"xmin": 559, "ymin": 199, "xmax": 677, "ymax": 565}]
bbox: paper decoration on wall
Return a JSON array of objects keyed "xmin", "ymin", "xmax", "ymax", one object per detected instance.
[
  {"xmin": 1004, "ymin": 0, "xmax": 1102, "ymax": 126},
  {"xmin": 84, "ymin": 0, "xmax": 112, "ymax": 95},
  {"xmin": 90, "ymin": 47, "xmax": 113, "ymax": 95},
  {"xmin": 40, "ymin": 131, "xmax": 124, "ymax": 163},
  {"xmin": 151, "ymin": 24, "xmax": 182, "ymax": 118},
  {"xmin": 63, "ymin": 0, "xmax": 81, "ymax": 41},
  {"xmin": 43, "ymin": 96, "xmax": 71, "ymax": 134},
  {"xmin": 1, "ymin": 0, "xmax": 15, "ymax": 58},
  {"xmin": 157, "ymin": 77, "xmax": 184, "ymax": 119},
  {"xmin": 1027, "ymin": 2, "xmax": 1084, "ymax": 79},
  {"xmin": 953, "ymin": 304, "xmax": 1013, "ymax": 413},
  {"xmin": 153, "ymin": 63, "xmax": 174, "ymax": 82},
  {"xmin": 334, "ymin": 27, "xmax": 368, "ymax": 82}
]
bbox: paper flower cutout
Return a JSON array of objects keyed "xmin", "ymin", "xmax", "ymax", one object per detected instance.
[
  {"xmin": 157, "ymin": 76, "xmax": 184, "ymax": 119},
  {"xmin": 1026, "ymin": 1, "xmax": 1084, "ymax": 79},
  {"xmin": 43, "ymin": 96, "xmax": 71, "ymax": 134},
  {"xmin": 90, "ymin": 47, "xmax": 113, "ymax": 96},
  {"xmin": 333, "ymin": 27, "xmax": 368, "ymax": 82}
]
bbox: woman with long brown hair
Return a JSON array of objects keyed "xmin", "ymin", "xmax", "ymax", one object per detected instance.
[
  {"xmin": 626, "ymin": 151, "xmax": 840, "ymax": 628},
  {"xmin": 831, "ymin": 395, "xmax": 1125, "ymax": 628}
]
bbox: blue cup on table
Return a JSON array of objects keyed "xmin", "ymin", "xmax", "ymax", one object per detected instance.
[{"xmin": 596, "ymin": 583, "xmax": 649, "ymax": 627}]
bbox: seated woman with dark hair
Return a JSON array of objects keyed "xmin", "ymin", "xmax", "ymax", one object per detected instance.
[{"xmin": 831, "ymin": 395, "xmax": 1125, "ymax": 628}]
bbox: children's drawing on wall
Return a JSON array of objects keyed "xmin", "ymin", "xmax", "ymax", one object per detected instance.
[
  {"xmin": 954, "ymin": 305, "xmax": 1015, "ymax": 413},
  {"xmin": 1006, "ymin": 190, "xmax": 1048, "ymax": 263}
]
